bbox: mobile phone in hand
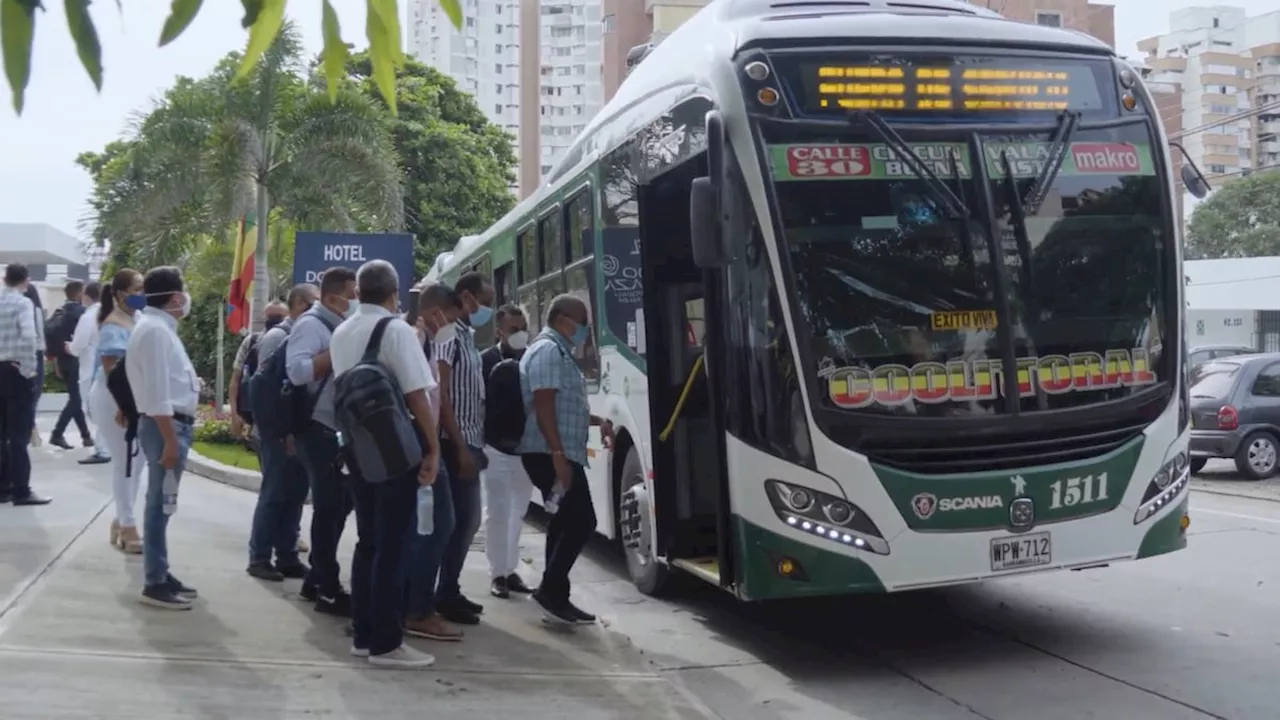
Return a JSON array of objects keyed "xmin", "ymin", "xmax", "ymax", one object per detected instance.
[{"xmin": 406, "ymin": 288, "xmax": 421, "ymax": 326}]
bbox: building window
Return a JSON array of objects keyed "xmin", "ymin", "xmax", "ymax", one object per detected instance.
[
  {"xmin": 495, "ymin": 63, "xmax": 502, "ymax": 73},
  {"xmin": 602, "ymin": 14, "xmax": 616, "ymax": 33},
  {"xmin": 495, "ymin": 103, "xmax": 502, "ymax": 115},
  {"xmin": 1208, "ymin": 164, "xmax": 1227, "ymax": 174},
  {"xmin": 1213, "ymin": 17, "xmax": 1220, "ymax": 28},
  {"xmin": 1034, "ymin": 11, "xmax": 1062, "ymax": 28},
  {"xmin": 465, "ymin": 17, "xmax": 475, "ymax": 27}
]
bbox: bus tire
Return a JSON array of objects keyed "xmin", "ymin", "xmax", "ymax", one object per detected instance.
[{"xmin": 618, "ymin": 445, "xmax": 669, "ymax": 596}]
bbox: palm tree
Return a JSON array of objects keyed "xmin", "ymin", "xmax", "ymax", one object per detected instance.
[{"xmin": 89, "ymin": 22, "xmax": 403, "ymax": 329}]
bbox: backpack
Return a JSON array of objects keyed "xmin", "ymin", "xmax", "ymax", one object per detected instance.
[
  {"xmin": 247, "ymin": 315, "xmax": 336, "ymax": 439},
  {"xmin": 106, "ymin": 355, "xmax": 141, "ymax": 475},
  {"xmin": 485, "ymin": 358, "xmax": 525, "ymax": 453},
  {"xmin": 234, "ymin": 332, "xmax": 263, "ymax": 424},
  {"xmin": 333, "ymin": 316, "xmax": 423, "ymax": 483},
  {"xmin": 45, "ymin": 303, "xmax": 78, "ymax": 357}
]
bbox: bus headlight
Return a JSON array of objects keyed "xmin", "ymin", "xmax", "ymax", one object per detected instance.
[
  {"xmin": 1134, "ymin": 450, "xmax": 1190, "ymax": 524},
  {"xmin": 765, "ymin": 480, "xmax": 889, "ymax": 555}
]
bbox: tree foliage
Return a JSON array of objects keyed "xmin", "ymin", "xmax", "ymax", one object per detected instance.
[
  {"xmin": 0, "ymin": 0, "xmax": 462, "ymax": 114},
  {"xmin": 339, "ymin": 52, "xmax": 516, "ymax": 275},
  {"xmin": 1185, "ymin": 172, "xmax": 1280, "ymax": 259}
]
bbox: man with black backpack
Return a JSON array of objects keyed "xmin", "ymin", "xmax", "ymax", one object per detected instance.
[
  {"xmin": 228, "ymin": 300, "xmax": 288, "ymax": 439},
  {"xmin": 331, "ymin": 259, "xmax": 440, "ymax": 669},
  {"xmin": 47, "ymin": 280, "xmax": 94, "ymax": 451},
  {"xmin": 480, "ymin": 304, "xmax": 535, "ymax": 599},
  {"xmin": 245, "ymin": 287, "xmax": 317, "ymax": 582},
  {"xmin": 284, "ymin": 267, "xmax": 358, "ymax": 617}
]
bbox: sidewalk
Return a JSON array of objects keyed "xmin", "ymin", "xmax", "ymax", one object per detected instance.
[
  {"xmin": 0, "ymin": 422, "xmax": 712, "ymax": 719},
  {"xmin": 1191, "ymin": 458, "xmax": 1280, "ymax": 504}
]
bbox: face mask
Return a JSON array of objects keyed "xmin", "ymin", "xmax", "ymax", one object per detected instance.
[
  {"xmin": 123, "ymin": 294, "xmax": 146, "ymax": 312},
  {"xmin": 469, "ymin": 304, "xmax": 494, "ymax": 327},
  {"xmin": 344, "ymin": 300, "xmax": 360, "ymax": 318},
  {"xmin": 265, "ymin": 315, "xmax": 285, "ymax": 329},
  {"xmin": 570, "ymin": 321, "xmax": 589, "ymax": 348},
  {"xmin": 433, "ymin": 321, "xmax": 458, "ymax": 345},
  {"xmin": 505, "ymin": 330, "xmax": 529, "ymax": 351},
  {"xmin": 176, "ymin": 292, "xmax": 192, "ymax": 319}
]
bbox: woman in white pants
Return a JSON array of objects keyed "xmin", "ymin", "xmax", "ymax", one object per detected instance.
[
  {"xmin": 88, "ymin": 269, "xmax": 146, "ymax": 553},
  {"xmin": 484, "ymin": 446, "xmax": 535, "ymax": 597}
]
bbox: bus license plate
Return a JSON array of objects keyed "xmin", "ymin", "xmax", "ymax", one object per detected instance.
[{"xmin": 990, "ymin": 532, "xmax": 1051, "ymax": 572}]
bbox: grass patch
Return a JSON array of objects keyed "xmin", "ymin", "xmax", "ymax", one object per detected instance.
[{"xmin": 193, "ymin": 441, "xmax": 260, "ymax": 472}]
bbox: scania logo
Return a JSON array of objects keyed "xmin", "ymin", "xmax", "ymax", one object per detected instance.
[
  {"xmin": 1010, "ymin": 497, "xmax": 1035, "ymax": 528},
  {"xmin": 911, "ymin": 493, "xmax": 938, "ymax": 519}
]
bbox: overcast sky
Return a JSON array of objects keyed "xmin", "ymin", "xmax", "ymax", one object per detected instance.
[{"xmin": 1, "ymin": 0, "xmax": 1277, "ymax": 241}]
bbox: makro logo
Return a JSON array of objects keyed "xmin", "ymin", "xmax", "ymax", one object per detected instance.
[{"xmin": 1071, "ymin": 143, "xmax": 1141, "ymax": 173}]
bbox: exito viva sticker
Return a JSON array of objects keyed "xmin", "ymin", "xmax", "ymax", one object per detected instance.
[
  {"xmin": 821, "ymin": 348, "xmax": 1157, "ymax": 409},
  {"xmin": 930, "ymin": 310, "xmax": 998, "ymax": 332}
]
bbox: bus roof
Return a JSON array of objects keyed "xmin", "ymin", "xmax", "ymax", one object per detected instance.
[{"xmin": 430, "ymin": 0, "xmax": 1116, "ymax": 283}]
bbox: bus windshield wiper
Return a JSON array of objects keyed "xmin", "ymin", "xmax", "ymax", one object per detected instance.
[
  {"xmin": 1021, "ymin": 111, "xmax": 1081, "ymax": 215},
  {"xmin": 850, "ymin": 110, "xmax": 968, "ymax": 219}
]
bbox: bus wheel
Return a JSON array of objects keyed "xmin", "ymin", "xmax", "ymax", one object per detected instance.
[{"xmin": 618, "ymin": 446, "xmax": 669, "ymax": 596}]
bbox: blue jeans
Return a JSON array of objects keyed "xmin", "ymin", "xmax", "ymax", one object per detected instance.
[
  {"xmin": 403, "ymin": 459, "xmax": 456, "ymax": 620},
  {"xmin": 138, "ymin": 416, "xmax": 193, "ymax": 587},
  {"xmin": 248, "ymin": 435, "xmax": 310, "ymax": 565},
  {"xmin": 350, "ymin": 466, "xmax": 418, "ymax": 656},
  {"xmin": 295, "ymin": 424, "xmax": 353, "ymax": 594},
  {"xmin": 436, "ymin": 444, "xmax": 485, "ymax": 603}
]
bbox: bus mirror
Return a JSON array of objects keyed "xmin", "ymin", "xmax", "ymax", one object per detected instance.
[
  {"xmin": 690, "ymin": 177, "xmax": 727, "ymax": 268},
  {"xmin": 1169, "ymin": 142, "xmax": 1211, "ymax": 199}
]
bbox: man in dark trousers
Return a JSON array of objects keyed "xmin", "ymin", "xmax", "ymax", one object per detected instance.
[
  {"xmin": 0, "ymin": 264, "xmax": 51, "ymax": 505},
  {"xmin": 49, "ymin": 280, "xmax": 93, "ymax": 450}
]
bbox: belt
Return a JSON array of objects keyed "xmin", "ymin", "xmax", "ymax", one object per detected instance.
[{"xmin": 144, "ymin": 412, "xmax": 195, "ymax": 425}]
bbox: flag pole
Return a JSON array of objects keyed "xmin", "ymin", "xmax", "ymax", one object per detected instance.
[{"xmin": 216, "ymin": 297, "xmax": 226, "ymax": 416}]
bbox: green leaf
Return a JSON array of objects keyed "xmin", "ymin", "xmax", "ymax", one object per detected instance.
[
  {"xmin": 319, "ymin": 0, "xmax": 347, "ymax": 102},
  {"xmin": 367, "ymin": 0, "xmax": 402, "ymax": 63},
  {"xmin": 159, "ymin": 0, "xmax": 203, "ymax": 46},
  {"xmin": 64, "ymin": 0, "xmax": 102, "ymax": 90},
  {"xmin": 235, "ymin": 0, "xmax": 285, "ymax": 79},
  {"xmin": 437, "ymin": 0, "xmax": 461, "ymax": 29},
  {"xmin": 364, "ymin": 0, "xmax": 399, "ymax": 114},
  {"xmin": 0, "ymin": 0, "xmax": 36, "ymax": 113}
]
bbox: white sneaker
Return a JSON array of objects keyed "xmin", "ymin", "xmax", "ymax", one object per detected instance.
[
  {"xmin": 350, "ymin": 645, "xmax": 370, "ymax": 658},
  {"xmin": 367, "ymin": 644, "xmax": 435, "ymax": 669}
]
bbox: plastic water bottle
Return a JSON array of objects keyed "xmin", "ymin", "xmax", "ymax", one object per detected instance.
[
  {"xmin": 417, "ymin": 485, "xmax": 434, "ymax": 535},
  {"xmin": 162, "ymin": 469, "xmax": 179, "ymax": 516},
  {"xmin": 545, "ymin": 486, "xmax": 564, "ymax": 515}
]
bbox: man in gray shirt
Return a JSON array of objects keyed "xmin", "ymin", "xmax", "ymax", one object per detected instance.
[
  {"xmin": 247, "ymin": 285, "xmax": 318, "ymax": 582},
  {"xmin": 286, "ymin": 267, "xmax": 358, "ymax": 616}
]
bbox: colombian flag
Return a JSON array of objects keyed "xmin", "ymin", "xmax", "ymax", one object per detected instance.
[{"xmin": 226, "ymin": 214, "xmax": 256, "ymax": 333}]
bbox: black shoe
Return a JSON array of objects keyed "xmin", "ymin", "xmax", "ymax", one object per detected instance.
[
  {"xmin": 565, "ymin": 600, "xmax": 596, "ymax": 625},
  {"xmin": 275, "ymin": 561, "xmax": 309, "ymax": 580},
  {"xmin": 166, "ymin": 574, "xmax": 198, "ymax": 600},
  {"xmin": 139, "ymin": 584, "xmax": 192, "ymax": 610},
  {"xmin": 532, "ymin": 591, "xmax": 576, "ymax": 625},
  {"xmin": 299, "ymin": 582, "xmax": 318, "ymax": 602},
  {"xmin": 12, "ymin": 493, "xmax": 51, "ymax": 506},
  {"xmin": 247, "ymin": 562, "xmax": 284, "ymax": 582},
  {"xmin": 81, "ymin": 436, "xmax": 95, "ymax": 448},
  {"xmin": 490, "ymin": 576, "xmax": 510, "ymax": 599},
  {"xmin": 506, "ymin": 573, "xmax": 534, "ymax": 594},
  {"xmin": 439, "ymin": 606, "xmax": 480, "ymax": 625},
  {"xmin": 49, "ymin": 435, "xmax": 72, "ymax": 450},
  {"xmin": 314, "ymin": 589, "xmax": 352, "ymax": 618},
  {"xmin": 78, "ymin": 454, "xmax": 110, "ymax": 465},
  {"xmin": 451, "ymin": 594, "xmax": 484, "ymax": 615},
  {"xmin": 0, "ymin": 492, "xmax": 12, "ymax": 504}
]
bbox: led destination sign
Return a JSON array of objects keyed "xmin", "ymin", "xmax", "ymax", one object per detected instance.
[{"xmin": 788, "ymin": 56, "xmax": 1110, "ymax": 116}]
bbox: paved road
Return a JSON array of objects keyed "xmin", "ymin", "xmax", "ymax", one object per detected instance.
[{"xmin": 3, "ymin": 418, "xmax": 1279, "ymax": 719}]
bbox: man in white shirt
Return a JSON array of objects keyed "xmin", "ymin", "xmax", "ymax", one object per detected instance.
[
  {"xmin": 331, "ymin": 259, "xmax": 440, "ymax": 669},
  {"xmin": 67, "ymin": 282, "xmax": 110, "ymax": 464},
  {"xmin": 126, "ymin": 267, "xmax": 201, "ymax": 611}
]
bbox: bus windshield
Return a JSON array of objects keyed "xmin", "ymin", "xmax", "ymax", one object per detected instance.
[{"xmin": 765, "ymin": 121, "xmax": 1169, "ymax": 417}]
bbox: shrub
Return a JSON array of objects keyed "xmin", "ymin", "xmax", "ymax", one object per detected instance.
[
  {"xmin": 42, "ymin": 370, "xmax": 68, "ymax": 394},
  {"xmin": 193, "ymin": 419, "xmax": 239, "ymax": 444}
]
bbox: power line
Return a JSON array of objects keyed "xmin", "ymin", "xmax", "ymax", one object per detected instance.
[
  {"xmin": 1170, "ymin": 99, "xmax": 1280, "ymax": 141},
  {"xmin": 1190, "ymin": 272, "xmax": 1280, "ymax": 287}
]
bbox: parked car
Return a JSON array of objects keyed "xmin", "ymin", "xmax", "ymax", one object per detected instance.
[
  {"xmin": 1188, "ymin": 353, "xmax": 1280, "ymax": 480},
  {"xmin": 1189, "ymin": 344, "xmax": 1256, "ymax": 371}
]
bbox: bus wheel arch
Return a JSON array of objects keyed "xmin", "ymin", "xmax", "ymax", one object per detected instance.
[{"xmin": 614, "ymin": 434, "xmax": 670, "ymax": 596}]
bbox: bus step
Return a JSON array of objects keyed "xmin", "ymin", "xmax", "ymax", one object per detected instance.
[{"xmin": 672, "ymin": 557, "xmax": 720, "ymax": 585}]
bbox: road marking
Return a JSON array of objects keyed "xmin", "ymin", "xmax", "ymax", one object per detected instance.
[{"xmin": 1192, "ymin": 507, "xmax": 1280, "ymax": 525}]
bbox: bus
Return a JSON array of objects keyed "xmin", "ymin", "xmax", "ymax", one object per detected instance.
[{"xmin": 427, "ymin": 0, "xmax": 1212, "ymax": 601}]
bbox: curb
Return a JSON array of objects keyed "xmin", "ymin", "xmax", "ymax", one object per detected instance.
[
  {"xmin": 1191, "ymin": 483, "xmax": 1280, "ymax": 505},
  {"xmin": 186, "ymin": 449, "xmax": 262, "ymax": 494}
]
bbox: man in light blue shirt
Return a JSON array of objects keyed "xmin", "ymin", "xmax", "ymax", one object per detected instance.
[{"xmin": 286, "ymin": 267, "xmax": 358, "ymax": 617}]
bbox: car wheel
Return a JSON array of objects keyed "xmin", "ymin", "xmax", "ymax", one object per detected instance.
[
  {"xmin": 1233, "ymin": 431, "xmax": 1279, "ymax": 481},
  {"xmin": 1189, "ymin": 458, "xmax": 1207, "ymax": 475},
  {"xmin": 616, "ymin": 445, "xmax": 670, "ymax": 596}
]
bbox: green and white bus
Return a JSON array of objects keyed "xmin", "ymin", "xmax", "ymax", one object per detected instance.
[{"xmin": 428, "ymin": 0, "xmax": 1212, "ymax": 601}]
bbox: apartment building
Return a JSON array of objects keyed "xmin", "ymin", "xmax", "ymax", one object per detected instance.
[
  {"xmin": 409, "ymin": 0, "xmax": 522, "ymax": 192},
  {"xmin": 968, "ymin": 0, "xmax": 1115, "ymax": 48},
  {"xmin": 1139, "ymin": 5, "xmax": 1280, "ymax": 189}
]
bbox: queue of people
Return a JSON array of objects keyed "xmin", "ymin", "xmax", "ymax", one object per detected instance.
[{"xmin": 0, "ymin": 256, "xmax": 607, "ymax": 670}]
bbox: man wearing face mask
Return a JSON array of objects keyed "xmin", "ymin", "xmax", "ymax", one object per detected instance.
[
  {"xmin": 126, "ymin": 266, "xmax": 200, "ymax": 609},
  {"xmin": 479, "ymin": 305, "xmax": 535, "ymax": 598},
  {"xmin": 286, "ymin": 267, "xmax": 358, "ymax": 617},
  {"xmin": 518, "ymin": 294, "xmax": 613, "ymax": 625},
  {"xmin": 229, "ymin": 300, "xmax": 288, "ymax": 440},
  {"xmin": 431, "ymin": 271, "xmax": 494, "ymax": 625},
  {"xmin": 246, "ymin": 286, "xmax": 319, "ymax": 582}
]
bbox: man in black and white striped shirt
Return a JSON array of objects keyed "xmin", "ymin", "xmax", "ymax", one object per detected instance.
[{"xmin": 432, "ymin": 271, "xmax": 494, "ymax": 626}]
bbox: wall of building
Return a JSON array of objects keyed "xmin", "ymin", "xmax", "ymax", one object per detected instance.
[{"xmin": 981, "ymin": 0, "xmax": 1115, "ymax": 49}]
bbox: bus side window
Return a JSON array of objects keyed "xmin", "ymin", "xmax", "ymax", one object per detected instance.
[
  {"xmin": 539, "ymin": 207, "xmax": 563, "ymax": 275},
  {"xmin": 564, "ymin": 188, "xmax": 599, "ymax": 385},
  {"xmin": 495, "ymin": 261, "xmax": 514, "ymax": 306},
  {"xmin": 517, "ymin": 227, "xmax": 537, "ymax": 286}
]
